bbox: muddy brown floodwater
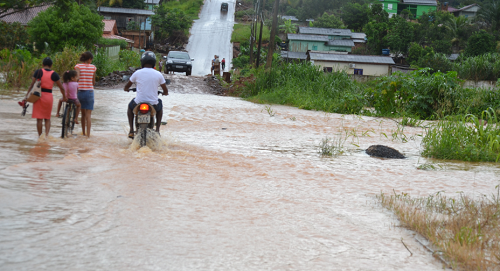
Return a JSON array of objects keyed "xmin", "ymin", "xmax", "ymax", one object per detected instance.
[{"xmin": 1, "ymin": 74, "xmax": 499, "ymax": 270}]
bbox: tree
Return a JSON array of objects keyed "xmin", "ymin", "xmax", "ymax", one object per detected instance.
[
  {"xmin": 314, "ymin": 12, "xmax": 345, "ymax": 29},
  {"xmin": 151, "ymin": 6, "xmax": 191, "ymax": 41},
  {"xmin": 444, "ymin": 15, "xmax": 474, "ymax": 50},
  {"xmin": 0, "ymin": 0, "xmax": 72, "ymax": 19},
  {"xmin": 28, "ymin": 3, "xmax": 103, "ymax": 52},
  {"xmin": 297, "ymin": 0, "xmax": 340, "ymax": 21},
  {"xmin": 279, "ymin": 19, "xmax": 297, "ymax": 35},
  {"xmin": 385, "ymin": 16, "xmax": 414, "ymax": 56},
  {"xmin": 407, "ymin": 42, "xmax": 424, "ymax": 65},
  {"xmin": 476, "ymin": 0, "xmax": 500, "ymax": 32},
  {"xmin": 0, "ymin": 22, "xmax": 29, "ymax": 50},
  {"xmin": 465, "ymin": 30, "xmax": 496, "ymax": 57},
  {"xmin": 363, "ymin": 3, "xmax": 389, "ymax": 55},
  {"xmin": 341, "ymin": 3, "xmax": 370, "ymax": 31}
]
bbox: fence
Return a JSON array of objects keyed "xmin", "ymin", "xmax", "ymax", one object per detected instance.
[{"xmin": 103, "ymin": 45, "xmax": 120, "ymax": 61}]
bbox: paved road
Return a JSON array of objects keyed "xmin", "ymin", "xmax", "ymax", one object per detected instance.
[{"xmin": 186, "ymin": 0, "xmax": 235, "ymax": 76}]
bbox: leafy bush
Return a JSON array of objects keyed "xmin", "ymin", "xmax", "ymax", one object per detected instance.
[
  {"xmin": 369, "ymin": 69, "xmax": 462, "ymax": 119},
  {"xmin": 465, "ymin": 30, "xmax": 496, "ymax": 57},
  {"xmin": 0, "ymin": 22, "xmax": 29, "ymax": 50},
  {"xmin": 97, "ymin": 38, "xmax": 128, "ymax": 49},
  {"xmin": 119, "ymin": 49, "xmax": 141, "ymax": 69},
  {"xmin": 240, "ymin": 62, "xmax": 366, "ymax": 114},
  {"xmin": 28, "ymin": 3, "xmax": 103, "ymax": 52}
]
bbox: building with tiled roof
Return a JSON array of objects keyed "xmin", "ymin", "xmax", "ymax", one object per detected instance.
[
  {"xmin": 0, "ymin": 5, "xmax": 51, "ymax": 26},
  {"xmin": 102, "ymin": 19, "xmax": 133, "ymax": 44}
]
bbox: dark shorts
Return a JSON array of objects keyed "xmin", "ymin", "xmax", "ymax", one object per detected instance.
[
  {"xmin": 128, "ymin": 98, "xmax": 163, "ymax": 112},
  {"xmin": 77, "ymin": 90, "xmax": 94, "ymax": 110}
]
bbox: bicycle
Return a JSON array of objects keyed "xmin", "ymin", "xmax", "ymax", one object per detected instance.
[{"xmin": 61, "ymin": 100, "xmax": 77, "ymax": 138}]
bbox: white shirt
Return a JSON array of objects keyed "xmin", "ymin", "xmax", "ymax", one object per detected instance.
[{"xmin": 130, "ymin": 68, "xmax": 166, "ymax": 105}]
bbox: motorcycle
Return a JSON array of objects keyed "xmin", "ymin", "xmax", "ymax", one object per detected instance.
[{"xmin": 130, "ymin": 88, "xmax": 165, "ymax": 148}]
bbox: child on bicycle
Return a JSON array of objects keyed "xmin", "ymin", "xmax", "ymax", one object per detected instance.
[{"xmin": 56, "ymin": 70, "xmax": 81, "ymax": 124}]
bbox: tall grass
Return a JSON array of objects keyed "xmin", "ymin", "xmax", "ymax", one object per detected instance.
[
  {"xmin": 242, "ymin": 62, "xmax": 366, "ymax": 114},
  {"xmin": 231, "ymin": 23, "xmax": 270, "ymax": 43},
  {"xmin": 455, "ymin": 53, "xmax": 500, "ymax": 82},
  {"xmin": 0, "ymin": 47, "xmax": 82, "ymax": 90},
  {"xmin": 422, "ymin": 108, "xmax": 500, "ymax": 162},
  {"xmin": 378, "ymin": 190, "xmax": 500, "ymax": 270}
]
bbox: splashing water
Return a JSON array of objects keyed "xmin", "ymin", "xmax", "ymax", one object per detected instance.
[{"xmin": 130, "ymin": 128, "xmax": 166, "ymax": 152}]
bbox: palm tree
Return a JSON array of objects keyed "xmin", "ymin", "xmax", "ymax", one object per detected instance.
[
  {"xmin": 279, "ymin": 19, "xmax": 297, "ymax": 35},
  {"xmin": 476, "ymin": 0, "xmax": 500, "ymax": 32},
  {"xmin": 444, "ymin": 15, "xmax": 471, "ymax": 49}
]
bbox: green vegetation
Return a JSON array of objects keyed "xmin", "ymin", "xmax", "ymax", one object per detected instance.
[
  {"xmin": 0, "ymin": 22, "xmax": 28, "ymax": 50},
  {"xmin": 28, "ymin": 3, "xmax": 103, "ymax": 52},
  {"xmin": 97, "ymin": 38, "xmax": 128, "ymax": 49},
  {"xmin": 231, "ymin": 23, "xmax": 270, "ymax": 44},
  {"xmin": 422, "ymin": 109, "xmax": 500, "ymax": 162},
  {"xmin": 378, "ymin": 190, "xmax": 500, "ymax": 269},
  {"xmin": 151, "ymin": 0, "xmax": 203, "ymax": 43},
  {"xmin": 240, "ymin": 62, "xmax": 365, "ymax": 114}
]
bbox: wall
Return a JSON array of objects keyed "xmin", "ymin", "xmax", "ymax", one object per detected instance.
[
  {"xmin": 382, "ymin": 0, "xmax": 399, "ymax": 17},
  {"xmin": 289, "ymin": 40, "xmax": 328, "ymax": 52},
  {"xmin": 417, "ymin": 5, "xmax": 437, "ymax": 18},
  {"xmin": 313, "ymin": 61, "xmax": 391, "ymax": 76},
  {"xmin": 327, "ymin": 45, "xmax": 352, "ymax": 52}
]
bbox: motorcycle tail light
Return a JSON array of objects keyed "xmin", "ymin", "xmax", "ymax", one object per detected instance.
[{"xmin": 139, "ymin": 104, "xmax": 149, "ymax": 114}]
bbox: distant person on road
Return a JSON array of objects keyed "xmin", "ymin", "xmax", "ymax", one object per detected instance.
[
  {"xmin": 221, "ymin": 58, "xmax": 225, "ymax": 70},
  {"xmin": 24, "ymin": 57, "xmax": 67, "ymax": 137},
  {"xmin": 211, "ymin": 55, "xmax": 216, "ymax": 74},
  {"xmin": 213, "ymin": 55, "xmax": 221, "ymax": 75},
  {"xmin": 75, "ymin": 51, "xmax": 97, "ymax": 137}
]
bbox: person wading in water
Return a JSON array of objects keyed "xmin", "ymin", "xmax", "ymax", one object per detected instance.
[{"xmin": 24, "ymin": 57, "xmax": 67, "ymax": 137}]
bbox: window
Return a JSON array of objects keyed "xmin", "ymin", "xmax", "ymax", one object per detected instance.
[
  {"xmin": 354, "ymin": 69, "xmax": 363, "ymax": 75},
  {"xmin": 388, "ymin": 4, "xmax": 393, "ymax": 10},
  {"xmin": 312, "ymin": 45, "xmax": 318, "ymax": 50},
  {"xmin": 323, "ymin": 67, "xmax": 333, "ymax": 73}
]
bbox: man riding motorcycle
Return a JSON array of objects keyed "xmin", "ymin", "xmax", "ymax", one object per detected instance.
[{"xmin": 124, "ymin": 51, "xmax": 169, "ymax": 139}]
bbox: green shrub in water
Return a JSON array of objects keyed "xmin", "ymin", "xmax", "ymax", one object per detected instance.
[
  {"xmin": 422, "ymin": 108, "xmax": 500, "ymax": 162},
  {"xmin": 369, "ymin": 69, "xmax": 462, "ymax": 119},
  {"xmin": 242, "ymin": 62, "xmax": 366, "ymax": 114}
]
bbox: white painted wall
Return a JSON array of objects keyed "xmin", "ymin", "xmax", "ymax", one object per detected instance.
[{"xmin": 313, "ymin": 61, "xmax": 391, "ymax": 76}]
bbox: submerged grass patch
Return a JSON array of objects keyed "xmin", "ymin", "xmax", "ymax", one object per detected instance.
[
  {"xmin": 378, "ymin": 190, "xmax": 500, "ymax": 270},
  {"xmin": 422, "ymin": 109, "xmax": 500, "ymax": 162}
]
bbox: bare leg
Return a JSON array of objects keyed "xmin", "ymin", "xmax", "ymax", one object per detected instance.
[
  {"xmin": 36, "ymin": 119, "xmax": 43, "ymax": 136},
  {"xmin": 56, "ymin": 99, "xmax": 63, "ymax": 117},
  {"xmin": 74, "ymin": 103, "xmax": 81, "ymax": 124},
  {"xmin": 85, "ymin": 109, "xmax": 92, "ymax": 137},
  {"xmin": 44, "ymin": 119, "xmax": 51, "ymax": 137},
  {"xmin": 81, "ymin": 109, "xmax": 87, "ymax": 136},
  {"xmin": 127, "ymin": 108, "xmax": 134, "ymax": 135},
  {"xmin": 156, "ymin": 110, "xmax": 162, "ymax": 133}
]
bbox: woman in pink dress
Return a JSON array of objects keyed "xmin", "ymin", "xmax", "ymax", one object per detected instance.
[{"xmin": 24, "ymin": 57, "xmax": 67, "ymax": 137}]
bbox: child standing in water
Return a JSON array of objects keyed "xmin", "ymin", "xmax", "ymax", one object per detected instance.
[{"xmin": 56, "ymin": 71, "xmax": 81, "ymax": 124}]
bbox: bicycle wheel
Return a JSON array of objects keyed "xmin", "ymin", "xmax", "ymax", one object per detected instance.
[
  {"xmin": 61, "ymin": 104, "xmax": 71, "ymax": 138},
  {"xmin": 68, "ymin": 103, "xmax": 76, "ymax": 135}
]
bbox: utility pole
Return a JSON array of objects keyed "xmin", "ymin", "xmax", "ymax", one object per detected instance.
[
  {"xmin": 255, "ymin": 0, "xmax": 266, "ymax": 67},
  {"xmin": 249, "ymin": 0, "xmax": 259, "ymax": 66},
  {"xmin": 266, "ymin": 0, "xmax": 279, "ymax": 68}
]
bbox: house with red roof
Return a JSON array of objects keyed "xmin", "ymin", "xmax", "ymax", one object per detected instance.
[{"xmin": 102, "ymin": 19, "xmax": 133, "ymax": 45}]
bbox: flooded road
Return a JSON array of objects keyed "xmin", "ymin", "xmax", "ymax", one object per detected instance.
[
  {"xmin": 1, "ymin": 76, "xmax": 500, "ymax": 270},
  {"xmin": 186, "ymin": 0, "xmax": 234, "ymax": 76}
]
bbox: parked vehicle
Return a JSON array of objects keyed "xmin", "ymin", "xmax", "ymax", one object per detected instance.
[
  {"xmin": 165, "ymin": 51, "xmax": 194, "ymax": 76},
  {"xmin": 221, "ymin": 2, "xmax": 228, "ymax": 12}
]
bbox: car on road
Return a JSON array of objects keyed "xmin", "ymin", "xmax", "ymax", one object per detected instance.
[
  {"xmin": 221, "ymin": 2, "xmax": 228, "ymax": 12},
  {"xmin": 165, "ymin": 51, "xmax": 194, "ymax": 76}
]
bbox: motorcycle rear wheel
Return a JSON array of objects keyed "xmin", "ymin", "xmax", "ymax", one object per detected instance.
[{"xmin": 140, "ymin": 129, "xmax": 147, "ymax": 148}]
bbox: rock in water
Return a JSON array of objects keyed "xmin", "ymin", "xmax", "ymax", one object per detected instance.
[{"xmin": 366, "ymin": 145, "xmax": 405, "ymax": 159}]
